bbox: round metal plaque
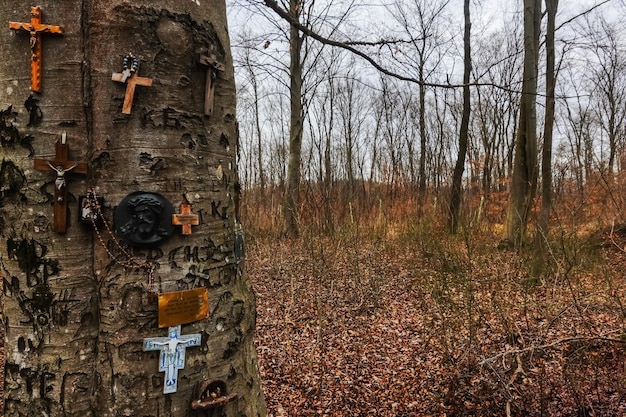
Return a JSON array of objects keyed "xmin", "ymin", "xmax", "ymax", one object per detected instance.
[{"xmin": 114, "ymin": 191, "xmax": 174, "ymax": 247}]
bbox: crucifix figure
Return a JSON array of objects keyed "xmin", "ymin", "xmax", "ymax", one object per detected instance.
[
  {"xmin": 47, "ymin": 161, "xmax": 78, "ymax": 193},
  {"xmin": 33, "ymin": 133, "xmax": 88, "ymax": 234},
  {"xmin": 198, "ymin": 51, "xmax": 225, "ymax": 116},
  {"xmin": 172, "ymin": 202, "xmax": 199, "ymax": 235},
  {"xmin": 9, "ymin": 6, "xmax": 63, "ymax": 93},
  {"xmin": 112, "ymin": 55, "xmax": 153, "ymax": 114},
  {"xmin": 143, "ymin": 325, "xmax": 202, "ymax": 394}
]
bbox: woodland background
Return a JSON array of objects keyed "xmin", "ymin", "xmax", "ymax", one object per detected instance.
[
  {"xmin": 2, "ymin": 0, "xmax": 626, "ymax": 415},
  {"xmin": 228, "ymin": 0, "xmax": 626, "ymax": 415}
]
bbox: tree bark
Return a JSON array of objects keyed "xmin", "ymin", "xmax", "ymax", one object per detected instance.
[
  {"xmin": 506, "ymin": 0, "xmax": 540, "ymax": 247},
  {"xmin": 284, "ymin": 0, "xmax": 304, "ymax": 238},
  {"xmin": 0, "ymin": 1, "xmax": 266, "ymax": 416},
  {"xmin": 449, "ymin": 0, "xmax": 471, "ymax": 234},
  {"xmin": 538, "ymin": 0, "xmax": 558, "ymax": 241},
  {"xmin": 417, "ymin": 57, "xmax": 427, "ymax": 217}
]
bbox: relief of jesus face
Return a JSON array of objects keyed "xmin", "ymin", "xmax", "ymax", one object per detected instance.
[
  {"xmin": 133, "ymin": 202, "xmax": 159, "ymax": 238},
  {"xmin": 114, "ymin": 192, "xmax": 174, "ymax": 248}
]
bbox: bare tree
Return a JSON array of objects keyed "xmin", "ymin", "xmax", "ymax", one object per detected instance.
[
  {"xmin": 282, "ymin": 0, "xmax": 306, "ymax": 237},
  {"xmin": 388, "ymin": 0, "xmax": 453, "ymax": 215},
  {"xmin": 449, "ymin": 0, "xmax": 471, "ymax": 233},
  {"xmin": 562, "ymin": 73, "xmax": 595, "ymax": 198},
  {"xmin": 538, "ymin": 0, "xmax": 559, "ymax": 240},
  {"xmin": 242, "ymin": 37, "xmax": 268, "ymax": 193},
  {"xmin": 506, "ymin": 0, "xmax": 541, "ymax": 247},
  {"xmin": 583, "ymin": 15, "xmax": 626, "ymax": 178}
]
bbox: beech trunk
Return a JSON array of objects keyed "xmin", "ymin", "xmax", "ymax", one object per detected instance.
[{"xmin": 0, "ymin": 1, "xmax": 266, "ymax": 416}]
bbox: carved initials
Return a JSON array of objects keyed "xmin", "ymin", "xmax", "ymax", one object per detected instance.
[{"xmin": 211, "ymin": 201, "xmax": 227, "ymax": 220}]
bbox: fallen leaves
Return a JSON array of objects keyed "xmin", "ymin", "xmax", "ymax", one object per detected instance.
[{"xmin": 248, "ymin": 232, "xmax": 626, "ymax": 416}]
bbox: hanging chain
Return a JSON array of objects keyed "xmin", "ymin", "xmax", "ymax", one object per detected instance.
[{"xmin": 86, "ymin": 188, "xmax": 157, "ymax": 294}]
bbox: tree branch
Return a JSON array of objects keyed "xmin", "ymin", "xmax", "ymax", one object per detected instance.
[
  {"xmin": 263, "ymin": 0, "xmax": 456, "ymax": 88},
  {"xmin": 556, "ymin": 0, "xmax": 612, "ymax": 32},
  {"xmin": 478, "ymin": 332, "xmax": 626, "ymax": 366}
]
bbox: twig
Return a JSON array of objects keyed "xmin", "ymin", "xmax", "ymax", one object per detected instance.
[
  {"xmin": 609, "ymin": 219, "xmax": 626, "ymax": 254},
  {"xmin": 479, "ymin": 332, "xmax": 625, "ymax": 366}
]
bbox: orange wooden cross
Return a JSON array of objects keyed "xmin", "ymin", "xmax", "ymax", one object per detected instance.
[
  {"xmin": 172, "ymin": 203, "xmax": 199, "ymax": 235},
  {"xmin": 33, "ymin": 134, "xmax": 88, "ymax": 234},
  {"xmin": 111, "ymin": 70, "xmax": 153, "ymax": 114},
  {"xmin": 198, "ymin": 52, "xmax": 225, "ymax": 116},
  {"xmin": 9, "ymin": 6, "xmax": 63, "ymax": 93}
]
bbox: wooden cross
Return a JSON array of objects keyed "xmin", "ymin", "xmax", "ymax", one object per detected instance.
[
  {"xmin": 172, "ymin": 203, "xmax": 199, "ymax": 235},
  {"xmin": 143, "ymin": 325, "xmax": 201, "ymax": 394},
  {"xmin": 9, "ymin": 6, "xmax": 63, "ymax": 93},
  {"xmin": 198, "ymin": 52, "xmax": 225, "ymax": 116},
  {"xmin": 33, "ymin": 133, "xmax": 88, "ymax": 234},
  {"xmin": 111, "ymin": 70, "xmax": 153, "ymax": 114}
]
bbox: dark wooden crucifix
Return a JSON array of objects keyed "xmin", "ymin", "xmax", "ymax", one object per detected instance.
[
  {"xmin": 111, "ymin": 70, "xmax": 153, "ymax": 114},
  {"xmin": 172, "ymin": 203, "xmax": 199, "ymax": 235},
  {"xmin": 34, "ymin": 133, "xmax": 88, "ymax": 233},
  {"xmin": 198, "ymin": 52, "xmax": 225, "ymax": 116},
  {"xmin": 8, "ymin": 6, "xmax": 63, "ymax": 93}
]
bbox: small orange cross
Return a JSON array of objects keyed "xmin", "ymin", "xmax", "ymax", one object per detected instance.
[
  {"xmin": 9, "ymin": 6, "xmax": 63, "ymax": 92},
  {"xmin": 172, "ymin": 203, "xmax": 199, "ymax": 235}
]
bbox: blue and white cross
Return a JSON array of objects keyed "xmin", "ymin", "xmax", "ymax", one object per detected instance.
[{"xmin": 143, "ymin": 325, "xmax": 201, "ymax": 394}]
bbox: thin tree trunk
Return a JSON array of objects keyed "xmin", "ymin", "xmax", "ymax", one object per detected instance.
[
  {"xmin": 248, "ymin": 56, "xmax": 266, "ymax": 193},
  {"xmin": 324, "ymin": 79, "xmax": 334, "ymax": 234},
  {"xmin": 506, "ymin": 0, "xmax": 540, "ymax": 247},
  {"xmin": 538, "ymin": 0, "xmax": 558, "ymax": 241},
  {"xmin": 450, "ymin": 0, "xmax": 471, "ymax": 233},
  {"xmin": 284, "ymin": 0, "xmax": 304, "ymax": 238},
  {"xmin": 417, "ymin": 63, "xmax": 427, "ymax": 217}
]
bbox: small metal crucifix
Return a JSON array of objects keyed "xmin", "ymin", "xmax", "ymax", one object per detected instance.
[
  {"xmin": 112, "ymin": 55, "xmax": 153, "ymax": 114},
  {"xmin": 172, "ymin": 202, "xmax": 199, "ymax": 235},
  {"xmin": 9, "ymin": 6, "xmax": 63, "ymax": 93},
  {"xmin": 143, "ymin": 325, "xmax": 201, "ymax": 394},
  {"xmin": 198, "ymin": 50, "xmax": 225, "ymax": 116},
  {"xmin": 33, "ymin": 133, "xmax": 88, "ymax": 234}
]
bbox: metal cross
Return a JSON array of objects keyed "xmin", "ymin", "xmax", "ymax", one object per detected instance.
[
  {"xmin": 172, "ymin": 203, "xmax": 200, "ymax": 235},
  {"xmin": 33, "ymin": 133, "xmax": 88, "ymax": 234},
  {"xmin": 111, "ymin": 69, "xmax": 153, "ymax": 114},
  {"xmin": 198, "ymin": 52, "xmax": 225, "ymax": 116},
  {"xmin": 143, "ymin": 325, "xmax": 201, "ymax": 394},
  {"xmin": 9, "ymin": 6, "xmax": 63, "ymax": 92}
]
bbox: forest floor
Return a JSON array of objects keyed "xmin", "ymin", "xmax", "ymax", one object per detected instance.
[{"xmin": 248, "ymin": 225, "xmax": 626, "ymax": 416}]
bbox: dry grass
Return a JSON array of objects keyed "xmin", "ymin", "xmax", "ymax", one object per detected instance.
[{"xmin": 245, "ymin": 183, "xmax": 626, "ymax": 416}]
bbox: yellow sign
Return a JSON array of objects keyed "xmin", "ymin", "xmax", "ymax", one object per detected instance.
[{"xmin": 158, "ymin": 288, "xmax": 209, "ymax": 328}]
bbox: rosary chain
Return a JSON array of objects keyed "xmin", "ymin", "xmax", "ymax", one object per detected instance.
[{"xmin": 86, "ymin": 188, "xmax": 156, "ymax": 291}]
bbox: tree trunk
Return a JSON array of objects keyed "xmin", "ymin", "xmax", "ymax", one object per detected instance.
[
  {"xmin": 283, "ymin": 0, "xmax": 304, "ymax": 238},
  {"xmin": 244, "ymin": 50, "xmax": 266, "ymax": 194},
  {"xmin": 0, "ymin": 1, "xmax": 267, "ymax": 416},
  {"xmin": 449, "ymin": 0, "xmax": 471, "ymax": 234},
  {"xmin": 506, "ymin": 0, "xmax": 540, "ymax": 247},
  {"xmin": 417, "ymin": 60, "xmax": 427, "ymax": 217},
  {"xmin": 324, "ymin": 78, "xmax": 334, "ymax": 235},
  {"xmin": 538, "ymin": 0, "xmax": 558, "ymax": 241}
]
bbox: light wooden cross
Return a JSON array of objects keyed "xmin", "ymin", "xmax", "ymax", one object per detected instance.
[
  {"xmin": 143, "ymin": 325, "xmax": 201, "ymax": 394},
  {"xmin": 9, "ymin": 6, "xmax": 63, "ymax": 92},
  {"xmin": 111, "ymin": 70, "xmax": 153, "ymax": 114},
  {"xmin": 198, "ymin": 52, "xmax": 225, "ymax": 116},
  {"xmin": 172, "ymin": 203, "xmax": 199, "ymax": 235},
  {"xmin": 33, "ymin": 133, "xmax": 88, "ymax": 234}
]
